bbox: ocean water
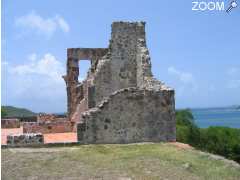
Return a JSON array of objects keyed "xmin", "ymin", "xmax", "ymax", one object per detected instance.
[{"xmin": 191, "ymin": 108, "xmax": 240, "ymax": 128}]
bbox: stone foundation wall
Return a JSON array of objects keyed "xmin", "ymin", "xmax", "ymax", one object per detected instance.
[
  {"xmin": 77, "ymin": 88, "xmax": 175, "ymax": 144},
  {"xmin": 1, "ymin": 119, "xmax": 20, "ymax": 128},
  {"xmin": 7, "ymin": 133, "xmax": 44, "ymax": 146},
  {"xmin": 23, "ymin": 119, "xmax": 72, "ymax": 134}
]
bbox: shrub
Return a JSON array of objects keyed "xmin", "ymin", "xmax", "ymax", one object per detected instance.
[
  {"xmin": 199, "ymin": 127, "xmax": 240, "ymax": 163},
  {"xmin": 176, "ymin": 109, "xmax": 200, "ymax": 146},
  {"xmin": 176, "ymin": 109, "xmax": 240, "ymax": 163}
]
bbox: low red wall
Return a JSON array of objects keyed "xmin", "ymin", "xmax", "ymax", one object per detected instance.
[
  {"xmin": 1, "ymin": 119, "xmax": 20, "ymax": 128},
  {"xmin": 23, "ymin": 119, "xmax": 72, "ymax": 134}
]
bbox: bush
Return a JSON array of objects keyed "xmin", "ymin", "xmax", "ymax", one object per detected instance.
[
  {"xmin": 176, "ymin": 109, "xmax": 200, "ymax": 146},
  {"xmin": 176, "ymin": 125, "xmax": 190, "ymax": 143},
  {"xmin": 176, "ymin": 109, "xmax": 240, "ymax": 163},
  {"xmin": 176, "ymin": 109, "xmax": 194, "ymax": 127},
  {"xmin": 199, "ymin": 127, "xmax": 240, "ymax": 163}
]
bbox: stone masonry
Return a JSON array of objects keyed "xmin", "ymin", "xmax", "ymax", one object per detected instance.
[
  {"xmin": 63, "ymin": 22, "xmax": 176, "ymax": 143},
  {"xmin": 1, "ymin": 119, "xmax": 20, "ymax": 128},
  {"xmin": 22, "ymin": 114, "xmax": 71, "ymax": 134},
  {"xmin": 7, "ymin": 133, "xmax": 44, "ymax": 146}
]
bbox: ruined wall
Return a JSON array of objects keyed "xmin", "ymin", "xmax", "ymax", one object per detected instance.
[
  {"xmin": 136, "ymin": 36, "xmax": 153, "ymax": 88},
  {"xmin": 37, "ymin": 114, "xmax": 57, "ymax": 122},
  {"xmin": 7, "ymin": 133, "xmax": 44, "ymax": 146},
  {"xmin": 63, "ymin": 48, "xmax": 108, "ymax": 118},
  {"xmin": 77, "ymin": 88, "xmax": 175, "ymax": 144},
  {"xmin": 109, "ymin": 22, "xmax": 140, "ymax": 89},
  {"xmin": 64, "ymin": 22, "xmax": 153, "ymax": 120},
  {"xmin": 92, "ymin": 57, "xmax": 112, "ymax": 106},
  {"xmin": 92, "ymin": 22, "xmax": 149, "ymax": 105},
  {"xmin": 1, "ymin": 119, "xmax": 20, "ymax": 128},
  {"xmin": 67, "ymin": 48, "xmax": 109, "ymax": 71},
  {"xmin": 23, "ymin": 119, "xmax": 72, "ymax": 134},
  {"xmin": 64, "ymin": 22, "xmax": 176, "ymax": 144}
]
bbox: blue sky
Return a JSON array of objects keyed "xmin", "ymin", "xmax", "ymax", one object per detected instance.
[{"xmin": 1, "ymin": 0, "xmax": 240, "ymax": 113}]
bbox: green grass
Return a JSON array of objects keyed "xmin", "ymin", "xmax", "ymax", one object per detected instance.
[{"xmin": 2, "ymin": 143, "xmax": 240, "ymax": 180}]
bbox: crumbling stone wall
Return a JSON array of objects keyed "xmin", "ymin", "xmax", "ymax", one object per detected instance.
[
  {"xmin": 1, "ymin": 119, "xmax": 20, "ymax": 128},
  {"xmin": 92, "ymin": 22, "xmax": 146, "ymax": 105},
  {"xmin": 63, "ymin": 48, "xmax": 108, "ymax": 118},
  {"xmin": 77, "ymin": 88, "xmax": 175, "ymax": 143},
  {"xmin": 64, "ymin": 21, "xmax": 176, "ymax": 144},
  {"xmin": 7, "ymin": 133, "xmax": 44, "ymax": 146},
  {"xmin": 23, "ymin": 119, "xmax": 72, "ymax": 134},
  {"xmin": 37, "ymin": 114, "xmax": 56, "ymax": 122},
  {"xmin": 16, "ymin": 113, "xmax": 72, "ymax": 134}
]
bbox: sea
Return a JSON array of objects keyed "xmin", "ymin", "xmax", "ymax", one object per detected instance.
[{"xmin": 191, "ymin": 107, "xmax": 240, "ymax": 128}]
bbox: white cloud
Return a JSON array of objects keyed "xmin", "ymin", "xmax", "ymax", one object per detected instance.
[
  {"xmin": 9, "ymin": 53, "xmax": 64, "ymax": 83},
  {"xmin": 227, "ymin": 80, "xmax": 240, "ymax": 89},
  {"xmin": 3, "ymin": 53, "xmax": 90, "ymax": 112},
  {"xmin": 15, "ymin": 11, "xmax": 70, "ymax": 37},
  {"xmin": 168, "ymin": 66, "xmax": 195, "ymax": 84},
  {"xmin": 168, "ymin": 66, "xmax": 198, "ymax": 97},
  {"xmin": 56, "ymin": 16, "xmax": 70, "ymax": 33},
  {"xmin": 28, "ymin": 53, "xmax": 37, "ymax": 61},
  {"xmin": 227, "ymin": 67, "xmax": 239, "ymax": 76},
  {"xmin": 2, "ymin": 61, "xmax": 8, "ymax": 66},
  {"xmin": 4, "ymin": 53, "xmax": 68, "ymax": 112}
]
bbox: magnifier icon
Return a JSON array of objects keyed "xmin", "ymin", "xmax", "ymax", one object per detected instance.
[{"xmin": 226, "ymin": 1, "xmax": 238, "ymax": 13}]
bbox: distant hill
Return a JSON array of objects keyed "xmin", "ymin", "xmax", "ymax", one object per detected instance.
[{"xmin": 2, "ymin": 106, "xmax": 36, "ymax": 117}]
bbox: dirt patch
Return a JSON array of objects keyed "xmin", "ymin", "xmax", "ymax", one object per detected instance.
[{"xmin": 168, "ymin": 142, "xmax": 193, "ymax": 150}]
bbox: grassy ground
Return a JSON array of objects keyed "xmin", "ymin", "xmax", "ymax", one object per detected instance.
[{"xmin": 2, "ymin": 143, "xmax": 240, "ymax": 180}]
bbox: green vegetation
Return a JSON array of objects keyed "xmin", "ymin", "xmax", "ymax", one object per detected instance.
[
  {"xmin": 176, "ymin": 110, "xmax": 200, "ymax": 146},
  {"xmin": 176, "ymin": 109, "xmax": 240, "ymax": 163},
  {"xmin": 1, "ymin": 106, "xmax": 36, "ymax": 117},
  {"xmin": 2, "ymin": 143, "xmax": 240, "ymax": 180},
  {"xmin": 1, "ymin": 106, "xmax": 7, "ymax": 118},
  {"xmin": 200, "ymin": 127, "xmax": 240, "ymax": 163}
]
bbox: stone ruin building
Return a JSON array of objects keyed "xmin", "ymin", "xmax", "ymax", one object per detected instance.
[
  {"xmin": 4, "ymin": 21, "xmax": 175, "ymax": 146},
  {"xmin": 63, "ymin": 21, "xmax": 176, "ymax": 144}
]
